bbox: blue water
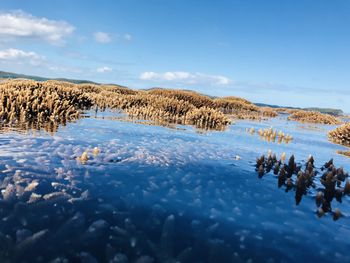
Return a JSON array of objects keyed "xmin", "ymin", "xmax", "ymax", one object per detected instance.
[{"xmin": 0, "ymin": 111, "xmax": 349, "ymax": 262}]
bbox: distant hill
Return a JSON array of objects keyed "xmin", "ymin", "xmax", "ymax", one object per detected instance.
[
  {"xmin": 304, "ymin": 107, "xmax": 344, "ymax": 116},
  {"xmin": 255, "ymin": 103, "xmax": 343, "ymax": 116},
  {"xmin": 0, "ymin": 70, "xmax": 97, "ymax": 85},
  {"xmin": 255, "ymin": 102, "xmax": 298, "ymax": 109}
]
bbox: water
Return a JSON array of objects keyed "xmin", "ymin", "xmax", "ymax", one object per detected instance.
[{"xmin": 0, "ymin": 111, "xmax": 349, "ymax": 262}]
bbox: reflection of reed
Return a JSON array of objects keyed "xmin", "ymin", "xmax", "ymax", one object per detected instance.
[
  {"xmin": 0, "ymin": 119, "xmax": 63, "ymax": 134},
  {"xmin": 246, "ymin": 127, "xmax": 293, "ymax": 144},
  {"xmin": 256, "ymin": 152, "xmax": 349, "ymax": 221},
  {"xmin": 337, "ymin": 150, "xmax": 350, "ymax": 158}
]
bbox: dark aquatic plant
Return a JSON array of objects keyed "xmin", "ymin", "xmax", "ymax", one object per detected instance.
[{"xmin": 255, "ymin": 152, "xmax": 349, "ymax": 220}]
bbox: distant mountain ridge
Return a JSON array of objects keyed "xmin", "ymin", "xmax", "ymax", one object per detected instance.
[
  {"xmin": 255, "ymin": 103, "xmax": 344, "ymax": 116},
  {"xmin": 0, "ymin": 70, "xmax": 97, "ymax": 84}
]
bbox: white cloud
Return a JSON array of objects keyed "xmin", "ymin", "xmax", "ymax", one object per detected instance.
[
  {"xmin": 94, "ymin": 31, "xmax": 112, "ymax": 43},
  {"xmin": 0, "ymin": 11, "xmax": 74, "ymax": 45},
  {"xmin": 0, "ymin": 48, "xmax": 45, "ymax": 65},
  {"xmin": 97, "ymin": 66, "xmax": 112, "ymax": 73},
  {"xmin": 139, "ymin": 71, "xmax": 231, "ymax": 86}
]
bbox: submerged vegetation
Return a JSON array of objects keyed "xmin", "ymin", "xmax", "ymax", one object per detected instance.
[{"xmin": 256, "ymin": 152, "xmax": 349, "ymax": 220}]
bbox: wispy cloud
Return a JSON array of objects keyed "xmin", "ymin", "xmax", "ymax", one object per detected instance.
[
  {"xmin": 0, "ymin": 10, "xmax": 74, "ymax": 45},
  {"xmin": 140, "ymin": 71, "xmax": 231, "ymax": 86},
  {"xmin": 97, "ymin": 66, "xmax": 112, "ymax": 73},
  {"xmin": 0, "ymin": 48, "xmax": 45, "ymax": 65},
  {"xmin": 93, "ymin": 31, "xmax": 132, "ymax": 43},
  {"xmin": 93, "ymin": 31, "xmax": 112, "ymax": 43}
]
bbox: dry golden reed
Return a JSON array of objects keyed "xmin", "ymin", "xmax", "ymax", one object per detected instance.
[
  {"xmin": 3, "ymin": 79, "xmax": 344, "ymax": 132},
  {"xmin": 8, "ymin": 79, "xmax": 343, "ymax": 132},
  {"xmin": 0, "ymin": 80, "xmax": 233, "ymax": 130},
  {"xmin": 0, "ymin": 80, "xmax": 92, "ymax": 129}
]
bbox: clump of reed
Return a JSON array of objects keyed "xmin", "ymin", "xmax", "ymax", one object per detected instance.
[
  {"xmin": 256, "ymin": 152, "xmax": 349, "ymax": 220},
  {"xmin": 123, "ymin": 98, "xmax": 231, "ymax": 130},
  {"xmin": 0, "ymin": 80, "xmax": 93, "ymax": 130},
  {"xmin": 288, "ymin": 110, "xmax": 341, "ymax": 125},
  {"xmin": 328, "ymin": 122, "xmax": 350, "ymax": 147},
  {"xmin": 185, "ymin": 106, "xmax": 231, "ymax": 130}
]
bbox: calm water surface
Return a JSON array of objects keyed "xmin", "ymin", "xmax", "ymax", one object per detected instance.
[{"xmin": 0, "ymin": 112, "xmax": 349, "ymax": 263}]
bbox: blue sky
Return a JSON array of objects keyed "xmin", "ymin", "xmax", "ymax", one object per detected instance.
[{"xmin": 0, "ymin": 0, "xmax": 349, "ymax": 112}]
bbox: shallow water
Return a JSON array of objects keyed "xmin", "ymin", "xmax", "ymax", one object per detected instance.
[{"xmin": 0, "ymin": 111, "xmax": 349, "ymax": 263}]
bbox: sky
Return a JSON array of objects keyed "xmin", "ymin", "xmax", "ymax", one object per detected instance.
[{"xmin": 0, "ymin": 0, "xmax": 349, "ymax": 112}]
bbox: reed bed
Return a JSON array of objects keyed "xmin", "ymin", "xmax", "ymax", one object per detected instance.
[
  {"xmin": 328, "ymin": 122, "xmax": 350, "ymax": 147},
  {"xmin": 0, "ymin": 80, "xmax": 285, "ymax": 131},
  {"xmin": 288, "ymin": 110, "xmax": 341, "ymax": 125},
  {"xmin": 146, "ymin": 90, "xmax": 277, "ymax": 121},
  {"xmin": 185, "ymin": 106, "xmax": 230, "ymax": 130},
  {"xmin": 0, "ymin": 80, "xmax": 233, "ymax": 131}
]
